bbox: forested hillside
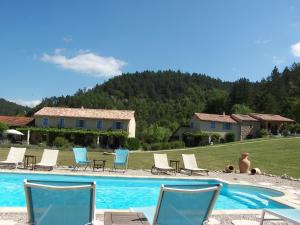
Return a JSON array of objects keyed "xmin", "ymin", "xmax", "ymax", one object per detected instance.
[
  {"xmin": 0, "ymin": 98, "xmax": 30, "ymax": 116},
  {"xmin": 31, "ymin": 63, "xmax": 300, "ymax": 139}
]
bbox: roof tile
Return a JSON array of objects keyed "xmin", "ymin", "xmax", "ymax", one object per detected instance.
[
  {"xmin": 249, "ymin": 113, "xmax": 294, "ymax": 122},
  {"xmin": 231, "ymin": 114, "xmax": 259, "ymax": 122},
  {"xmin": 195, "ymin": 113, "xmax": 237, "ymax": 123},
  {"xmin": 0, "ymin": 116, "xmax": 34, "ymax": 126},
  {"xmin": 34, "ymin": 107, "xmax": 135, "ymax": 120}
]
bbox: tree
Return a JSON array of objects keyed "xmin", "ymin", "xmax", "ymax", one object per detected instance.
[
  {"xmin": 229, "ymin": 78, "xmax": 252, "ymax": 106},
  {"xmin": 231, "ymin": 104, "xmax": 252, "ymax": 114},
  {"xmin": 205, "ymin": 89, "xmax": 228, "ymax": 114},
  {"xmin": 0, "ymin": 122, "xmax": 8, "ymax": 134}
]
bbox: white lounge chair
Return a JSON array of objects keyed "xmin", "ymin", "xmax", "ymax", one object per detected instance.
[
  {"xmin": 151, "ymin": 154, "xmax": 175, "ymax": 174},
  {"xmin": 260, "ymin": 209, "xmax": 300, "ymax": 224},
  {"xmin": 34, "ymin": 149, "xmax": 59, "ymax": 171},
  {"xmin": 0, "ymin": 147, "xmax": 26, "ymax": 168},
  {"xmin": 182, "ymin": 154, "xmax": 209, "ymax": 175}
]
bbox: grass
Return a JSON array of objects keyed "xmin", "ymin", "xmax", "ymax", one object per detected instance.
[{"xmin": 1, "ymin": 137, "xmax": 300, "ymax": 178}]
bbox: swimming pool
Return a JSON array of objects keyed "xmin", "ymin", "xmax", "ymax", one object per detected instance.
[{"xmin": 0, "ymin": 172, "xmax": 292, "ymax": 210}]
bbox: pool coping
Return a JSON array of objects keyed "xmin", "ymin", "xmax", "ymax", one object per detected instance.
[{"xmin": 0, "ymin": 169, "xmax": 299, "ymax": 213}]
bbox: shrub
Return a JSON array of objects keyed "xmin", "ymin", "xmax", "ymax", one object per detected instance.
[
  {"xmin": 182, "ymin": 132, "xmax": 210, "ymax": 147},
  {"xmin": 125, "ymin": 138, "xmax": 140, "ymax": 150},
  {"xmin": 257, "ymin": 129, "xmax": 268, "ymax": 138},
  {"xmin": 225, "ymin": 133, "xmax": 235, "ymax": 142},
  {"xmin": 290, "ymin": 123, "xmax": 300, "ymax": 133},
  {"xmin": 0, "ymin": 122, "xmax": 8, "ymax": 134},
  {"xmin": 141, "ymin": 142, "xmax": 151, "ymax": 151},
  {"xmin": 210, "ymin": 133, "xmax": 221, "ymax": 143},
  {"xmin": 150, "ymin": 142, "xmax": 163, "ymax": 151},
  {"xmin": 282, "ymin": 129, "xmax": 289, "ymax": 137},
  {"xmin": 53, "ymin": 136, "xmax": 70, "ymax": 148},
  {"xmin": 246, "ymin": 134, "xmax": 254, "ymax": 139},
  {"xmin": 168, "ymin": 141, "xmax": 185, "ymax": 149},
  {"xmin": 143, "ymin": 141, "xmax": 185, "ymax": 151}
]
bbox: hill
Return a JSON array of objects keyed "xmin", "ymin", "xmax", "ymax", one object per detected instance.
[
  {"xmin": 0, "ymin": 98, "xmax": 31, "ymax": 116},
  {"xmin": 31, "ymin": 64, "xmax": 300, "ymax": 139}
]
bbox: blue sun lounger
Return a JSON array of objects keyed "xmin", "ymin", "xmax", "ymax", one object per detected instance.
[
  {"xmin": 113, "ymin": 149, "xmax": 129, "ymax": 171},
  {"xmin": 132, "ymin": 183, "xmax": 222, "ymax": 225},
  {"xmin": 73, "ymin": 147, "xmax": 91, "ymax": 170},
  {"xmin": 260, "ymin": 209, "xmax": 300, "ymax": 224},
  {"xmin": 24, "ymin": 180, "xmax": 96, "ymax": 225}
]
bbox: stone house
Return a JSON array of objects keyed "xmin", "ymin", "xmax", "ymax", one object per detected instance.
[
  {"xmin": 249, "ymin": 113, "xmax": 294, "ymax": 135},
  {"xmin": 174, "ymin": 112, "xmax": 294, "ymax": 142},
  {"xmin": 34, "ymin": 107, "xmax": 136, "ymax": 137},
  {"xmin": 174, "ymin": 113, "xmax": 239, "ymax": 141},
  {"xmin": 231, "ymin": 114, "xmax": 260, "ymax": 140}
]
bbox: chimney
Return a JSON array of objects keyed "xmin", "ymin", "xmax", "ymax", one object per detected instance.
[
  {"xmin": 222, "ymin": 112, "xmax": 225, "ymax": 116},
  {"xmin": 81, "ymin": 106, "xmax": 84, "ymax": 109}
]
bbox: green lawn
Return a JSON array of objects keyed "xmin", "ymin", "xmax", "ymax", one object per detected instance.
[{"xmin": 1, "ymin": 137, "xmax": 300, "ymax": 178}]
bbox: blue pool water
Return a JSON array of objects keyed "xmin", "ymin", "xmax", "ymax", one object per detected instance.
[{"xmin": 0, "ymin": 172, "xmax": 292, "ymax": 210}]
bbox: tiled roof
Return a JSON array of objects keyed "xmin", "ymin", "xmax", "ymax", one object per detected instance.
[
  {"xmin": 194, "ymin": 113, "xmax": 237, "ymax": 123},
  {"xmin": 249, "ymin": 113, "xmax": 294, "ymax": 122},
  {"xmin": 34, "ymin": 107, "xmax": 135, "ymax": 120},
  {"xmin": 231, "ymin": 114, "xmax": 259, "ymax": 122},
  {"xmin": 0, "ymin": 116, "xmax": 34, "ymax": 127}
]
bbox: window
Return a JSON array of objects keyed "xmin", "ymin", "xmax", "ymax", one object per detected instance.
[
  {"xmin": 114, "ymin": 121, "xmax": 122, "ymax": 129},
  {"xmin": 222, "ymin": 123, "xmax": 231, "ymax": 130},
  {"xmin": 97, "ymin": 120, "xmax": 103, "ymax": 129},
  {"xmin": 210, "ymin": 121, "xmax": 216, "ymax": 129},
  {"xmin": 249, "ymin": 124, "xmax": 253, "ymax": 129},
  {"xmin": 42, "ymin": 117, "xmax": 48, "ymax": 127},
  {"xmin": 58, "ymin": 118, "xmax": 64, "ymax": 128},
  {"xmin": 76, "ymin": 119, "xmax": 85, "ymax": 128},
  {"xmin": 190, "ymin": 122, "xmax": 194, "ymax": 128}
]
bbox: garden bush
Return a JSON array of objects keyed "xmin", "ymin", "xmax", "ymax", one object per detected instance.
[
  {"xmin": 53, "ymin": 136, "xmax": 71, "ymax": 148},
  {"xmin": 168, "ymin": 141, "xmax": 185, "ymax": 149},
  {"xmin": 144, "ymin": 141, "xmax": 185, "ymax": 151},
  {"xmin": 282, "ymin": 129, "xmax": 289, "ymax": 137},
  {"xmin": 125, "ymin": 137, "xmax": 140, "ymax": 150},
  {"xmin": 210, "ymin": 133, "xmax": 221, "ymax": 143},
  {"xmin": 257, "ymin": 129, "xmax": 269, "ymax": 138},
  {"xmin": 225, "ymin": 133, "xmax": 235, "ymax": 142}
]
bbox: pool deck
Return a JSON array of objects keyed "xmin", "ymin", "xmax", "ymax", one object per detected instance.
[{"xmin": 0, "ymin": 167, "xmax": 299, "ymax": 224}]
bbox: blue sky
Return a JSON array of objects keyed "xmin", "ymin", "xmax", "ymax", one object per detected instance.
[{"xmin": 0, "ymin": 0, "xmax": 300, "ymax": 107}]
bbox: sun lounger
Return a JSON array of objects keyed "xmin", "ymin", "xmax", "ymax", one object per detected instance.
[
  {"xmin": 34, "ymin": 149, "xmax": 59, "ymax": 171},
  {"xmin": 182, "ymin": 154, "xmax": 209, "ymax": 175},
  {"xmin": 73, "ymin": 147, "xmax": 91, "ymax": 170},
  {"xmin": 0, "ymin": 147, "xmax": 26, "ymax": 168},
  {"xmin": 24, "ymin": 179, "xmax": 96, "ymax": 225},
  {"xmin": 113, "ymin": 149, "xmax": 129, "ymax": 172},
  {"xmin": 260, "ymin": 209, "xmax": 300, "ymax": 224},
  {"xmin": 151, "ymin": 154, "xmax": 176, "ymax": 174},
  {"xmin": 131, "ymin": 183, "xmax": 222, "ymax": 225}
]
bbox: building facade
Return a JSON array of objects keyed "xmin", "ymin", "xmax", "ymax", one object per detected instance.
[
  {"xmin": 34, "ymin": 107, "xmax": 136, "ymax": 137},
  {"xmin": 174, "ymin": 112, "xmax": 294, "ymax": 142}
]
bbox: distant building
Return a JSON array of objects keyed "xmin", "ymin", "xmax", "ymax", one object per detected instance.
[
  {"xmin": 34, "ymin": 107, "xmax": 136, "ymax": 137},
  {"xmin": 0, "ymin": 116, "xmax": 34, "ymax": 128},
  {"xmin": 249, "ymin": 113, "xmax": 294, "ymax": 135},
  {"xmin": 231, "ymin": 114, "xmax": 260, "ymax": 140},
  {"xmin": 174, "ymin": 112, "xmax": 294, "ymax": 142}
]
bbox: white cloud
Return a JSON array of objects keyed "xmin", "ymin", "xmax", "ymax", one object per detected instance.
[
  {"xmin": 41, "ymin": 49, "xmax": 126, "ymax": 77},
  {"xmin": 291, "ymin": 42, "xmax": 300, "ymax": 57},
  {"xmin": 10, "ymin": 99, "xmax": 41, "ymax": 108}
]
